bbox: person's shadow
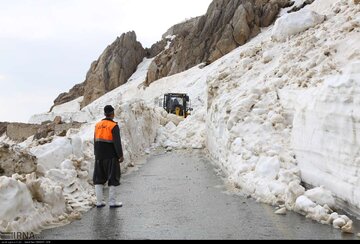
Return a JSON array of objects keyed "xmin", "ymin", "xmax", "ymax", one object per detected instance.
[{"xmin": 90, "ymin": 201, "xmax": 124, "ymax": 239}]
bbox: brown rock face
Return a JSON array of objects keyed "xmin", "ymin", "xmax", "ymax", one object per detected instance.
[
  {"xmin": 0, "ymin": 143, "xmax": 37, "ymax": 177},
  {"xmin": 146, "ymin": 39, "xmax": 168, "ymax": 58},
  {"xmin": 4, "ymin": 119, "xmax": 83, "ymax": 142},
  {"xmin": 6, "ymin": 123, "xmax": 41, "ymax": 142},
  {"xmin": 287, "ymin": 0, "xmax": 315, "ymax": 13},
  {"xmin": 52, "ymin": 31, "xmax": 146, "ymax": 109},
  {"xmin": 146, "ymin": 0, "xmax": 291, "ymax": 85},
  {"xmin": 144, "ymin": 18, "xmax": 201, "ymax": 59},
  {"xmin": 51, "ymin": 83, "xmax": 85, "ymax": 112},
  {"xmin": 0, "ymin": 122, "xmax": 8, "ymax": 136},
  {"xmin": 81, "ymin": 31, "xmax": 146, "ymax": 107},
  {"xmin": 162, "ymin": 17, "xmax": 201, "ymax": 39}
]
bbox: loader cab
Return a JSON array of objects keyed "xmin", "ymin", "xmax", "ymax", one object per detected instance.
[{"xmin": 163, "ymin": 93, "xmax": 193, "ymax": 118}]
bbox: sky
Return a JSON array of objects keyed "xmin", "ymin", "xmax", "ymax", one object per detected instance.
[{"xmin": 0, "ymin": 0, "xmax": 212, "ymax": 123}]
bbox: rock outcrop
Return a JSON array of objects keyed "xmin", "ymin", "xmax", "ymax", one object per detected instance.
[
  {"xmin": 6, "ymin": 123, "xmax": 42, "ymax": 142},
  {"xmin": 287, "ymin": 0, "xmax": 315, "ymax": 13},
  {"xmin": 145, "ymin": 17, "xmax": 201, "ymax": 59},
  {"xmin": 146, "ymin": 0, "xmax": 292, "ymax": 85},
  {"xmin": 0, "ymin": 122, "xmax": 8, "ymax": 137},
  {"xmin": 51, "ymin": 84, "xmax": 85, "ymax": 112},
  {"xmin": 52, "ymin": 0, "xmax": 294, "ymax": 108},
  {"xmin": 162, "ymin": 17, "xmax": 202, "ymax": 39},
  {"xmin": 145, "ymin": 39, "xmax": 169, "ymax": 58},
  {"xmin": 33, "ymin": 120, "xmax": 83, "ymax": 141},
  {"xmin": 52, "ymin": 31, "xmax": 146, "ymax": 109},
  {"xmin": 81, "ymin": 31, "xmax": 146, "ymax": 107},
  {"xmin": 0, "ymin": 144, "xmax": 37, "ymax": 177},
  {"xmin": 5, "ymin": 118, "xmax": 83, "ymax": 143}
]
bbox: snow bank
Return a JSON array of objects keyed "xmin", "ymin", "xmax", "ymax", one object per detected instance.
[
  {"xmin": 156, "ymin": 108, "xmax": 206, "ymax": 150},
  {"xmin": 29, "ymin": 111, "xmax": 90, "ymax": 124},
  {"xmin": 2, "ymin": 57, "xmax": 163, "ymax": 234},
  {"xmin": 30, "ymin": 137, "xmax": 76, "ymax": 173},
  {"xmin": 0, "ymin": 176, "xmax": 65, "ymax": 233},
  {"xmin": 272, "ymin": 9, "xmax": 325, "ymax": 42},
  {"xmin": 114, "ymin": 100, "xmax": 161, "ymax": 162},
  {"xmin": 292, "ymin": 62, "xmax": 360, "ymax": 213},
  {"xmin": 29, "ymin": 95, "xmax": 87, "ymax": 124},
  {"xmin": 206, "ymin": 64, "xmax": 300, "ymax": 206},
  {"xmin": 0, "ymin": 177, "xmax": 37, "ymax": 231},
  {"xmin": 205, "ymin": 0, "xmax": 359, "ymax": 232},
  {"xmin": 52, "ymin": 97, "xmax": 84, "ymax": 114},
  {"xmin": 4, "ymin": 97, "xmax": 162, "ymax": 234}
]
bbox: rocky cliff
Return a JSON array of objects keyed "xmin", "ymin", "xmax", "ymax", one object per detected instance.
[
  {"xmin": 162, "ymin": 17, "xmax": 202, "ymax": 39},
  {"xmin": 52, "ymin": 0, "xmax": 293, "ymax": 108},
  {"xmin": 145, "ymin": 0, "xmax": 292, "ymax": 85},
  {"xmin": 51, "ymin": 84, "xmax": 85, "ymax": 111},
  {"xmin": 52, "ymin": 31, "xmax": 147, "ymax": 109}
]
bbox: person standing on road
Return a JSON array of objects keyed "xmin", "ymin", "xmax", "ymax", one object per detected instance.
[{"xmin": 93, "ymin": 105, "xmax": 124, "ymax": 208}]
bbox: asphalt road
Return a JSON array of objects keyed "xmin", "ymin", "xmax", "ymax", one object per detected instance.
[{"xmin": 37, "ymin": 150, "xmax": 360, "ymax": 240}]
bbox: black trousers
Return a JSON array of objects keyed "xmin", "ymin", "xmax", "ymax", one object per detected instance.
[{"xmin": 93, "ymin": 158, "xmax": 121, "ymax": 186}]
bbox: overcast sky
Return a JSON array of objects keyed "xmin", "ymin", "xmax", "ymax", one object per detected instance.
[{"xmin": 0, "ymin": 0, "xmax": 212, "ymax": 123}]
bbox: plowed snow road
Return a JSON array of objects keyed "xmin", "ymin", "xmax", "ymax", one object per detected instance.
[{"xmin": 38, "ymin": 150, "xmax": 359, "ymax": 240}]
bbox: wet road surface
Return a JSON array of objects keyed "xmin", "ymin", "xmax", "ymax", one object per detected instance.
[{"xmin": 38, "ymin": 150, "xmax": 360, "ymax": 240}]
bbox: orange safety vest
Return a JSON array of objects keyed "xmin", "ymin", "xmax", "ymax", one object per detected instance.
[{"xmin": 94, "ymin": 120, "xmax": 117, "ymax": 143}]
